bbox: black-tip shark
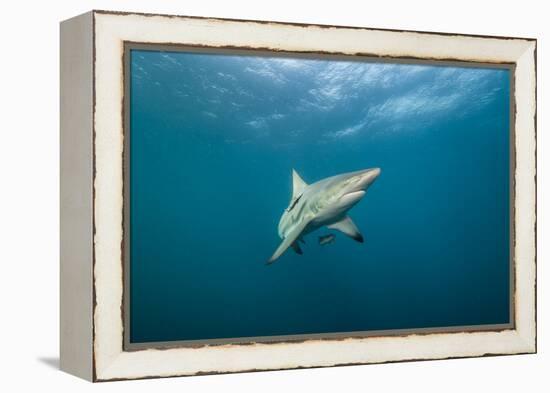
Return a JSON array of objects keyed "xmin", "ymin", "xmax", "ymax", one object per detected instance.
[{"xmin": 267, "ymin": 167, "xmax": 381, "ymax": 264}]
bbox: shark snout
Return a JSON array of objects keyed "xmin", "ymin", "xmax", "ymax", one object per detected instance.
[
  {"xmin": 367, "ymin": 167, "xmax": 381, "ymax": 183},
  {"xmin": 336, "ymin": 168, "xmax": 380, "ymax": 210},
  {"xmin": 350, "ymin": 167, "xmax": 381, "ymax": 192}
]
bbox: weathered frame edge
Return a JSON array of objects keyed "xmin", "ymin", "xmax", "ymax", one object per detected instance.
[{"xmin": 59, "ymin": 11, "xmax": 95, "ymax": 382}]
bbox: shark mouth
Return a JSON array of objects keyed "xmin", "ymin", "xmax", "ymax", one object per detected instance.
[{"xmin": 340, "ymin": 190, "xmax": 365, "ymax": 205}]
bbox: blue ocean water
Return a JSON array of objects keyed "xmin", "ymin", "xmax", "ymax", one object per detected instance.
[{"xmin": 129, "ymin": 49, "xmax": 510, "ymax": 343}]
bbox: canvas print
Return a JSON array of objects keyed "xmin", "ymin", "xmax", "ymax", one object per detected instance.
[{"xmin": 126, "ymin": 47, "xmax": 512, "ymax": 346}]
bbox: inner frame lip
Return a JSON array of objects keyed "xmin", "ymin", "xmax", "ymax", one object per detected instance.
[{"xmin": 121, "ymin": 40, "xmax": 516, "ymax": 352}]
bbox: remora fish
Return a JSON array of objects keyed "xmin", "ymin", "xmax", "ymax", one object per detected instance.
[
  {"xmin": 318, "ymin": 234, "xmax": 336, "ymax": 246},
  {"xmin": 267, "ymin": 167, "xmax": 380, "ymax": 264}
]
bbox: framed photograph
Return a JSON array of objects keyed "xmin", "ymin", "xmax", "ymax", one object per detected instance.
[{"xmin": 60, "ymin": 10, "xmax": 537, "ymax": 382}]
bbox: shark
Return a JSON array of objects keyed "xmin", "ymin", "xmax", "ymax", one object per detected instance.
[{"xmin": 267, "ymin": 167, "xmax": 381, "ymax": 264}]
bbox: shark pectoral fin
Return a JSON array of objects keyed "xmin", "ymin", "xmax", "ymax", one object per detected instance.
[
  {"xmin": 291, "ymin": 242, "xmax": 303, "ymax": 255},
  {"xmin": 328, "ymin": 216, "xmax": 364, "ymax": 243},
  {"xmin": 267, "ymin": 220, "xmax": 310, "ymax": 265}
]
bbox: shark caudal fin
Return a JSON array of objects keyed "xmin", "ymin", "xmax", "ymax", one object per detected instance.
[{"xmin": 328, "ymin": 216, "xmax": 364, "ymax": 243}]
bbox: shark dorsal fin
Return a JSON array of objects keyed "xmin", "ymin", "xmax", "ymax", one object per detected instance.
[{"xmin": 292, "ymin": 169, "xmax": 308, "ymax": 200}]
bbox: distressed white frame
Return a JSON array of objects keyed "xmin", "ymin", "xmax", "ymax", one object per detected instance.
[{"xmin": 61, "ymin": 10, "xmax": 536, "ymax": 382}]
